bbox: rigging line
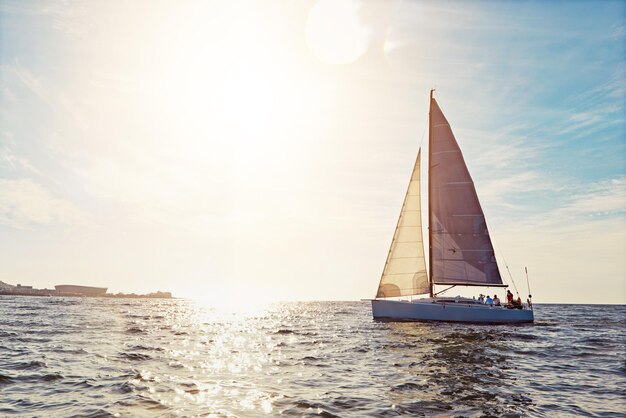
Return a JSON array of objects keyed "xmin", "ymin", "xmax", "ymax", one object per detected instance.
[
  {"xmin": 504, "ymin": 261, "xmax": 520, "ymax": 296},
  {"xmin": 490, "ymin": 223, "xmax": 520, "ymax": 295},
  {"xmin": 434, "ymin": 285, "xmax": 456, "ymax": 296},
  {"xmin": 418, "ymin": 110, "xmax": 428, "ymax": 150},
  {"xmin": 494, "ymin": 233, "xmax": 521, "ymax": 296}
]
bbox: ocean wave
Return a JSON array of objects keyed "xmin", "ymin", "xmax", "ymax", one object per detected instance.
[
  {"xmin": 118, "ymin": 352, "xmax": 153, "ymax": 361},
  {"xmin": 0, "ymin": 299, "xmax": 623, "ymax": 417}
]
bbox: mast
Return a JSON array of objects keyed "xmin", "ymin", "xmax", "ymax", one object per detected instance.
[{"xmin": 428, "ymin": 89, "xmax": 435, "ymax": 298}]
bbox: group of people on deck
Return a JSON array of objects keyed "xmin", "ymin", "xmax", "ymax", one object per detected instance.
[
  {"xmin": 476, "ymin": 290, "xmax": 524, "ymax": 309},
  {"xmin": 477, "ymin": 294, "xmax": 500, "ymax": 306}
]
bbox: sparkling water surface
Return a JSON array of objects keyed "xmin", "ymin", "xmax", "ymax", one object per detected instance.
[{"xmin": 1, "ymin": 297, "xmax": 624, "ymax": 417}]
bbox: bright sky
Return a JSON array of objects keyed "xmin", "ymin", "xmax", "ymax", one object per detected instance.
[{"xmin": 1, "ymin": 0, "xmax": 624, "ymax": 304}]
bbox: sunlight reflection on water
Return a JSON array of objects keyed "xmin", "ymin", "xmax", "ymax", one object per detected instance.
[{"xmin": 0, "ymin": 297, "xmax": 624, "ymax": 417}]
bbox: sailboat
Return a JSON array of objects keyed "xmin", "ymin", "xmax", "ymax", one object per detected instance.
[{"xmin": 371, "ymin": 91, "xmax": 534, "ymax": 323}]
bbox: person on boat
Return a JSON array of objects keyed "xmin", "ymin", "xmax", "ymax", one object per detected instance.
[
  {"xmin": 510, "ymin": 296, "xmax": 522, "ymax": 309},
  {"xmin": 527, "ymin": 294, "xmax": 533, "ymax": 309},
  {"xmin": 493, "ymin": 295, "xmax": 501, "ymax": 306},
  {"xmin": 485, "ymin": 295, "xmax": 494, "ymax": 306},
  {"xmin": 506, "ymin": 290, "xmax": 514, "ymax": 305},
  {"xmin": 478, "ymin": 294, "xmax": 485, "ymax": 303}
]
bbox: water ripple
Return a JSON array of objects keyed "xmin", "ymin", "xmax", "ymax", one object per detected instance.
[{"xmin": 0, "ymin": 297, "xmax": 624, "ymax": 416}]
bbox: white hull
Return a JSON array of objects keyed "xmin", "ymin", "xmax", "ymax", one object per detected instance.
[{"xmin": 371, "ymin": 298, "xmax": 534, "ymax": 323}]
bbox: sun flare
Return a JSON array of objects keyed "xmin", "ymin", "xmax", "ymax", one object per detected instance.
[
  {"xmin": 190, "ymin": 285, "xmax": 278, "ymax": 319},
  {"xmin": 306, "ymin": 0, "xmax": 372, "ymax": 65}
]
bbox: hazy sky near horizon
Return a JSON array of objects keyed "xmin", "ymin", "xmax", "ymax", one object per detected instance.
[{"xmin": 1, "ymin": 0, "xmax": 624, "ymax": 304}]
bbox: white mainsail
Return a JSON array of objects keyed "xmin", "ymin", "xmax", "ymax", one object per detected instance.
[
  {"xmin": 428, "ymin": 98, "xmax": 504, "ymax": 287},
  {"xmin": 376, "ymin": 150, "xmax": 429, "ymax": 298}
]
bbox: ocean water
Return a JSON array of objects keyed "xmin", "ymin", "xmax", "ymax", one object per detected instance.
[{"xmin": 0, "ymin": 297, "xmax": 624, "ymax": 417}]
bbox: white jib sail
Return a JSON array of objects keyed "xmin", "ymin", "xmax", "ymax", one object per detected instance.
[{"xmin": 376, "ymin": 150, "xmax": 429, "ymax": 298}]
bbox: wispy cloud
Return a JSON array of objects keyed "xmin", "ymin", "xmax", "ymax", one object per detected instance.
[
  {"xmin": 557, "ymin": 103, "xmax": 624, "ymax": 137},
  {"xmin": 610, "ymin": 22, "xmax": 625, "ymax": 40},
  {"xmin": 503, "ymin": 175, "xmax": 626, "ymax": 234},
  {"xmin": 10, "ymin": 60, "xmax": 51, "ymax": 104},
  {"xmin": 492, "ymin": 176, "xmax": 625, "ymax": 304},
  {"xmin": 480, "ymin": 171, "xmax": 548, "ymax": 206},
  {"xmin": 557, "ymin": 176, "xmax": 626, "ymax": 218},
  {"xmin": 0, "ymin": 141, "xmax": 41, "ymax": 175},
  {"xmin": 0, "ymin": 178, "xmax": 89, "ymax": 229}
]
